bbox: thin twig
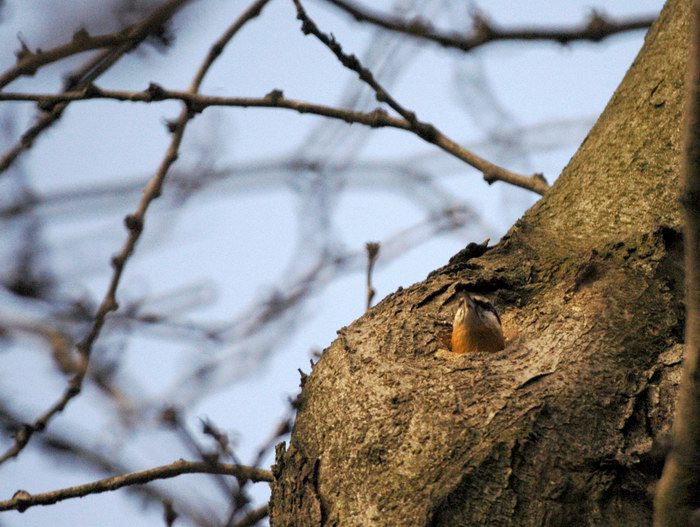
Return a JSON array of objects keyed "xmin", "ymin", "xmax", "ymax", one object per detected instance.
[
  {"xmin": 365, "ymin": 242, "xmax": 380, "ymax": 311},
  {"xmin": 223, "ymin": 401, "xmax": 294, "ymax": 526},
  {"xmin": 0, "ymin": 0, "xmax": 272, "ymax": 466},
  {"xmin": 0, "ymin": 0, "xmax": 190, "ymax": 176},
  {"xmin": 0, "ymin": 459, "xmax": 272, "ymax": 512},
  {"xmin": 0, "ymin": 86, "xmax": 549, "ymax": 195},
  {"xmin": 249, "ymin": 414, "xmax": 293, "ymax": 471},
  {"xmin": 0, "ymin": 30, "xmax": 135, "ymax": 89},
  {"xmin": 0, "ymin": 407, "xmax": 212, "ymax": 526},
  {"xmin": 325, "ymin": 0, "xmax": 656, "ymax": 52},
  {"xmin": 160, "ymin": 408, "xmax": 236, "ymax": 500},
  {"xmin": 292, "ymin": 0, "xmax": 548, "ymax": 194}
]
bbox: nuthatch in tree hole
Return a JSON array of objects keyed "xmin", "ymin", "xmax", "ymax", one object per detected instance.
[{"xmin": 450, "ymin": 294, "xmax": 505, "ymax": 354}]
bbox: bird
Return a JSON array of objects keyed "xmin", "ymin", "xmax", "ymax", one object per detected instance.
[{"xmin": 450, "ymin": 294, "xmax": 505, "ymax": 354}]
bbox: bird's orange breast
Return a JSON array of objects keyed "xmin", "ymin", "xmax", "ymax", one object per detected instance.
[{"xmin": 451, "ymin": 322, "xmax": 505, "ymax": 354}]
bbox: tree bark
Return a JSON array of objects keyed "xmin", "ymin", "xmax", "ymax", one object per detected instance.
[
  {"xmin": 270, "ymin": 0, "xmax": 689, "ymax": 525},
  {"xmin": 654, "ymin": 1, "xmax": 700, "ymax": 524}
]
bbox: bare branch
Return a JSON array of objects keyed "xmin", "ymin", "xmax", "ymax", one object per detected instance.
[
  {"xmin": 0, "ymin": 0, "xmax": 272, "ymax": 466},
  {"xmin": 160, "ymin": 408, "xmax": 237, "ymax": 500},
  {"xmin": 0, "ymin": 30, "xmax": 136, "ymax": 89},
  {"xmin": 0, "ymin": 459, "xmax": 272, "ymax": 512},
  {"xmin": 0, "ymin": 0, "xmax": 191, "ymax": 176},
  {"xmin": 225, "ymin": 400, "xmax": 295, "ymax": 524},
  {"xmin": 292, "ymin": 0, "xmax": 548, "ymax": 194},
  {"xmin": 0, "ymin": 404, "xmax": 215, "ymax": 526},
  {"xmin": 0, "ymin": 86, "xmax": 550, "ymax": 194},
  {"xmin": 326, "ymin": 0, "xmax": 656, "ymax": 52}
]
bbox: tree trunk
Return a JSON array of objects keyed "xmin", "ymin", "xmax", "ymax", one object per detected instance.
[
  {"xmin": 654, "ymin": 1, "xmax": 700, "ymax": 524},
  {"xmin": 270, "ymin": 0, "xmax": 688, "ymax": 524}
]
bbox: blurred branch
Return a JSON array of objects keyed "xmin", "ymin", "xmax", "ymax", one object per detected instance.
[
  {"xmin": 231, "ymin": 504, "xmax": 268, "ymax": 527},
  {"xmin": 325, "ymin": 1, "xmax": 656, "ymax": 51},
  {"xmin": 0, "ymin": 459, "xmax": 273, "ymax": 512},
  {"xmin": 0, "ymin": 0, "xmax": 272, "ymax": 466},
  {"xmin": 0, "ymin": 86, "xmax": 549, "ymax": 194},
  {"xmin": 224, "ymin": 399, "xmax": 294, "ymax": 525},
  {"xmin": 0, "ymin": 0, "xmax": 191, "ymax": 176},
  {"xmin": 0, "ymin": 403, "xmax": 220, "ymax": 525},
  {"xmin": 249, "ymin": 413, "xmax": 292, "ymax": 472},
  {"xmin": 161, "ymin": 408, "xmax": 237, "ymax": 500},
  {"xmin": 0, "ymin": 30, "xmax": 135, "ymax": 89},
  {"xmin": 0, "ymin": 115, "xmax": 589, "ymax": 223},
  {"xmin": 162, "ymin": 499, "xmax": 177, "ymax": 527},
  {"xmin": 365, "ymin": 242, "xmax": 379, "ymax": 311},
  {"xmin": 172, "ymin": 205, "xmax": 478, "ymax": 402},
  {"xmin": 292, "ymin": 0, "xmax": 549, "ymax": 194}
]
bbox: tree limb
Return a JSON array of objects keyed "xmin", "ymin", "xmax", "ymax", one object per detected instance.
[
  {"xmin": 325, "ymin": 0, "xmax": 656, "ymax": 52},
  {"xmin": 0, "ymin": 30, "xmax": 137, "ymax": 90},
  {"xmin": 292, "ymin": 0, "xmax": 548, "ymax": 194},
  {"xmin": 0, "ymin": 0, "xmax": 191, "ymax": 176},
  {"xmin": 0, "ymin": 87, "xmax": 550, "ymax": 194},
  {"xmin": 0, "ymin": 459, "xmax": 272, "ymax": 512}
]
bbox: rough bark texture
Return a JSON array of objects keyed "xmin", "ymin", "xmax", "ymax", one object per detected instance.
[
  {"xmin": 270, "ymin": 0, "xmax": 689, "ymax": 525},
  {"xmin": 654, "ymin": 1, "xmax": 700, "ymax": 524}
]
